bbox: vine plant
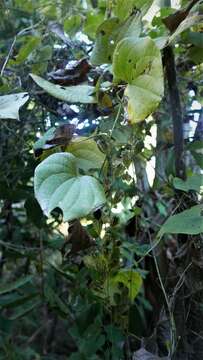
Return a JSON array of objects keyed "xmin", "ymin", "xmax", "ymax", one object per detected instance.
[{"xmin": 0, "ymin": 0, "xmax": 203, "ymax": 359}]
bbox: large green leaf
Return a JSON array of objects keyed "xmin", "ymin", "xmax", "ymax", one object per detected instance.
[
  {"xmin": 173, "ymin": 174, "xmax": 203, "ymax": 194},
  {"xmin": 66, "ymin": 137, "xmax": 105, "ymax": 170},
  {"xmin": 113, "ymin": 36, "xmax": 164, "ymax": 122},
  {"xmin": 158, "ymin": 204, "xmax": 203, "ymax": 238},
  {"xmin": 113, "ymin": 0, "xmax": 153, "ymax": 20},
  {"xmin": 90, "ymin": 13, "xmax": 141, "ymax": 65},
  {"xmin": 30, "ymin": 74, "xmax": 96, "ymax": 103},
  {"xmin": 34, "ymin": 153, "xmax": 106, "ymax": 221},
  {"xmin": 0, "ymin": 93, "xmax": 29, "ymax": 120}
]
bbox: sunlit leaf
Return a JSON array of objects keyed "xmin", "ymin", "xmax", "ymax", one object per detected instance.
[
  {"xmin": 105, "ymin": 270, "xmax": 142, "ymax": 305},
  {"xmin": 30, "ymin": 74, "xmax": 96, "ymax": 103},
  {"xmin": 113, "ymin": 0, "xmax": 153, "ymax": 20},
  {"xmin": 34, "ymin": 127, "xmax": 56, "ymax": 153},
  {"xmin": 158, "ymin": 204, "xmax": 203, "ymax": 238},
  {"xmin": 66, "ymin": 137, "xmax": 105, "ymax": 170},
  {"xmin": 34, "ymin": 153, "xmax": 106, "ymax": 221},
  {"xmin": 113, "ymin": 36, "xmax": 164, "ymax": 122},
  {"xmin": 0, "ymin": 93, "xmax": 29, "ymax": 120}
]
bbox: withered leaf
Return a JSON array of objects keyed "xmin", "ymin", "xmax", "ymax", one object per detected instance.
[
  {"xmin": 46, "ymin": 124, "xmax": 76, "ymax": 146},
  {"xmin": 48, "ymin": 58, "xmax": 91, "ymax": 86},
  {"xmin": 64, "ymin": 220, "xmax": 94, "ymax": 255}
]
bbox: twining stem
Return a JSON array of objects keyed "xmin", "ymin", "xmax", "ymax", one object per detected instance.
[{"xmin": 163, "ymin": 45, "xmax": 186, "ymax": 179}]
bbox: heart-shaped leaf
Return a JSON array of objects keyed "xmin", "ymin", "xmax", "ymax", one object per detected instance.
[
  {"xmin": 0, "ymin": 93, "xmax": 29, "ymax": 120},
  {"xmin": 113, "ymin": 36, "xmax": 164, "ymax": 122},
  {"xmin": 30, "ymin": 74, "xmax": 96, "ymax": 103},
  {"xmin": 34, "ymin": 153, "xmax": 106, "ymax": 221}
]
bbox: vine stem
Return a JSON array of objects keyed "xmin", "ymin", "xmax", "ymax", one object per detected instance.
[
  {"xmin": 0, "ymin": 37, "xmax": 16, "ymax": 77},
  {"xmin": 148, "ymin": 231, "xmax": 176, "ymax": 357}
]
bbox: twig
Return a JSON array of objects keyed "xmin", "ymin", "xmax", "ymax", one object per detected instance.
[
  {"xmin": 170, "ymin": 262, "xmax": 192, "ymax": 307},
  {"xmin": 0, "ymin": 36, "xmax": 16, "ymax": 77},
  {"xmin": 26, "ymin": 320, "xmax": 52, "ymax": 345},
  {"xmin": 1, "ymin": 21, "xmax": 42, "ymax": 76}
]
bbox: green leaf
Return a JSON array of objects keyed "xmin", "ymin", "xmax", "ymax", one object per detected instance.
[
  {"xmin": 66, "ymin": 137, "xmax": 105, "ymax": 170},
  {"xmin": 0, "ymin": 93, "xmax": 29, "ymax": 120},
  {"xmin": 113, "ymin": 36, "xmax": 164, "ymax": 122},
  {"xmin": 105, "ymin": 270, "xmax": 142, "ymax": 305},
  {"xmin": 84, "ymin": 11, "xmax": 105, "ymax": 39},
  {"xmin": 30, "ymin": 74, "xmax": 96, "ymax": 103},
  {"xmin": 173, "ymin": 174, "xmax": 203, "ymax": 194},
  {"xmin": 113, "ymin": 0, "xmax": 153, "ymax": 20},
  {"xmin": 14, "ymin": 36, "xmax": 41, "ymax": 64},
  {"xmin": 34, "ymin": 153, "xmax": 106, "ymax": 221},
  {"xmin": 169, "ymin": 14, "xmax": 203, "ymax": 44},
  {"xmin": 90, "ymin": 14, "xmax": 141, "ymax": 65},
  {"xmin": 188, "ymin": 46, "xmax": 203, "ymax": 65},
  {"xmin": 187, "ymin": 140, "xmax": 203, "ymax": 151},
  {"xmin": 158, "ymin": 204, "xmax": 203, "ymax": 238},
  {"xmin": 64, "ymin": 15, "xmax": 81, "ymax": 36},
  {"xmin": 0, "ymin": 275, "xmax": 33, "ymax": 295},
  {"xmin": 187, "ymin": 32, "xmax": 203, "ymax": 48}
]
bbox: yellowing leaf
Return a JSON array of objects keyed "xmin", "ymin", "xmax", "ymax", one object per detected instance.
[
  {"xmin": 113, "ymin": 36, "xmax": 164, "ymax": 122},
  {"xmin": 66, "ymin": 137, "xmax": 105, "ymax": 171},
  {"xmin": 104, "ymin": 270, "xmax": 142, "ymax": 305}
]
